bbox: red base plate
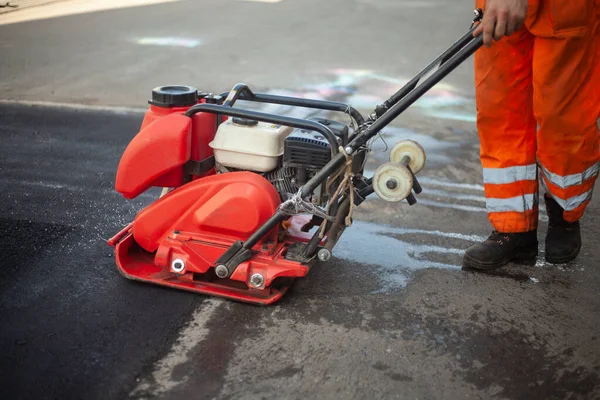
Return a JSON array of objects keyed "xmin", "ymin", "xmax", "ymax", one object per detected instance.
[{"xmin": 109, "ymin": 215, "xmax": 320, "ymax": 305}]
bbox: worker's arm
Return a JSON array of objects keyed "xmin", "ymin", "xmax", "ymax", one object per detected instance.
[{"xmin": 473, "ymin": 0, "xmax": 528, "ymax": 47}]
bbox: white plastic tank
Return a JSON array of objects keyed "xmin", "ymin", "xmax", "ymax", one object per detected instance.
[{"xmin": 210, "ymin": 118, "xmax": 294, "ymax": 172}]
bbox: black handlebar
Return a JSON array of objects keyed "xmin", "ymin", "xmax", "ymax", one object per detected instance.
[{"xmin": 218, "ymin": 84, "xmax": 366, "ymax": 127}]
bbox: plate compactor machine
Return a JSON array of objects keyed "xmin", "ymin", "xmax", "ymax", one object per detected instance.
[{"xmin": 108, "ymin": 12, "xmax": 484, "ymax": 305}]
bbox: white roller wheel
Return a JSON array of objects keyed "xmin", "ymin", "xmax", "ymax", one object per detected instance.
[
  {"xmin": 389, "ymin": 140, "xmax": 426, "ymax": 174},
  {"xmin": 373, "ymin": 162, "xmax": 413, "ymax": 203}
]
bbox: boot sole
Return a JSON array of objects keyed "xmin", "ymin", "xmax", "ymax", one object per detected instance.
[
  {"xmin": 462, "ymin": 247, "xmax": 538, "ymax": 271},
  {"xmin": 545, "ymin": 244, "xmax": 581, "ymax": 264}
]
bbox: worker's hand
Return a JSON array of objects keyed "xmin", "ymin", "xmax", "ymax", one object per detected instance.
[{"xmin": 473, "ymin": 0, "xmax": 528, "ymax": 47}]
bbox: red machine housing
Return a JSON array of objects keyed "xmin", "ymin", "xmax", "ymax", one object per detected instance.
[
  {"xmin": 108, "ymin": 19, "xmax": 485, "ymax": 305},
  {"xmin": 109, "ymin": 86, "xmax": 315, "ymax": 305}
]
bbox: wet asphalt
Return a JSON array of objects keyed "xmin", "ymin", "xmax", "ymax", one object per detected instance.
[{"xmin": 1, "ymin": 1, "xmax": 600, "ymax": 399}]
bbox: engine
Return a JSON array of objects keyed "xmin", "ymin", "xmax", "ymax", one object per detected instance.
[{"xmin": 209, "ymin": 116, "xmax": 352, "ymax": 206}]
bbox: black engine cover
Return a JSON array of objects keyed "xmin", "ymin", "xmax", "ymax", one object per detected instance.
[{"xmin": 283, "ymin": 118, "xmax": 349, "ymax": 170}]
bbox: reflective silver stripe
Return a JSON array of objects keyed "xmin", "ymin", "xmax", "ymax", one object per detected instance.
[
  {"xmin": 538, "ymin": 162, "xmax": 600, "ymax": 189},
  {"xmin": 483, "ymin": 164, "xmax": 537, "ymax": 185},
  {"xmin": 548, "ymin": 189, "xmax": 594, "ymax": 211},
  {"xmin": 486, "ymin": 193, "xmax": 538, "ymax": 213}
]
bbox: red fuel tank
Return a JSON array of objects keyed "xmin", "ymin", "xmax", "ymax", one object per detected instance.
[
  {"xmin": 116, "ymin": 86, "xmax": 221, "ymax": 198},
  {"xmin": 143, "ymin": 85, "xmax": 219, "ymax": 165}
]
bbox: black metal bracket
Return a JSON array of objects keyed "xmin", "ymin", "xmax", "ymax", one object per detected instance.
[
  {"xmin": 183, "ymin": 155, "xmax": 215, "ymax": 177},
  {"xmin": 212, "ymin": 241, "xmax": 253, "ymax": 278},
  {"xmin": 470, "ymin": 8, "xmax": 484, "ymax": 29}
]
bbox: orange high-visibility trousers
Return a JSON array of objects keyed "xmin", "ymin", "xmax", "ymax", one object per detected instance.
[{"xmin": 474, "ymin": 0, "xmax": 600, "ymax": 233}]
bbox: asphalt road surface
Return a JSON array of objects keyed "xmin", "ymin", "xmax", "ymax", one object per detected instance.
[{"xmin": 1, "ymin": 1, "xmax": 600, "ymax": 399}]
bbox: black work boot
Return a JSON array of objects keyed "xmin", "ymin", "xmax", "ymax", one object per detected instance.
[
  {"xmin": 462, "ymin": 230, "xmax": 538, "ymax": 271},
  {"xmin": 544, "ymin": 194, "xmax": 581, "ymax": 264}
]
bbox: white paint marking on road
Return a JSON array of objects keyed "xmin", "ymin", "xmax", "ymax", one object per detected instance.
[
  {"xmin": 237, "ymin": 0, "xmax": 282, "ymax": 3},
  {"xmin": 0, "ymin": 99, "xmax": 146, "ymax": 114},
  {"xmin": 417, "ymin": 196, "xmax": 548, "ymax": 220},
  {"xmin": 423, "ymin": 188, "xmax": 486, "ymax": 203},
  {"xmin": 418, "ymin": 176, "xmax": 485, "ymax": 192},
  {"xmin": 0, "ymin": 0, "xmax": 186, "ymax": 25},
  {"xmin": 422, "ymin": 110, "xmax": 477, "ymax": 123},
  {"xmin": 136, "ymin": 37, "xmax": 203, "ymax": 48},
  {"xmin": 131, "ymin": 298, "xmax": 223, "ymax": 397},
  {"xmin": 417, "ymin": 198, "xmax": 487, "ymax": 213},
  {"xmin": 374, "ymin": 226, "xmax": 487, "ymax": 243},
  {"xmin": 20, "ymin": 180, "xmax": 67, "ymax": 190}
]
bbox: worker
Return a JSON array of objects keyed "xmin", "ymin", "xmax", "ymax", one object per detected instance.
[{"xmin": 463, "ymin": 0, "xmax": 600, "ymax": 270}]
